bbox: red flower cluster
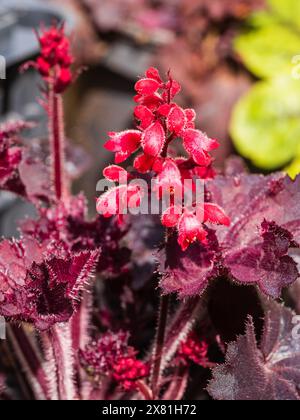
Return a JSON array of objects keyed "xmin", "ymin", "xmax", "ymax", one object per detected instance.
[
  {"xmin": 112, "ymin": 357, "xmax": 149, "ymax": 391},
  {"xmin": 80, "ymin": 331, "xmax": 149, "ymax": 391},
  {"xmin": 98, "ymin": 68, "xmax": 230, "ymax": 250},
  {"xmin": 176, "ymin": 332, "xmax": 209, "ymax": 368},
  {"xmin": 30, "ymin": 25, "xmax": 73, "ymax": 93}
]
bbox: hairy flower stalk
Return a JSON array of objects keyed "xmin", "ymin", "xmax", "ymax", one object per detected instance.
[
  {"xmin": 24, "ymin": 24, "xmax": 73, "ymax": 201},
  {"xmin": 21, "ymin": 24, "xmax": 77, "ymax": 400},
  {"xmin": 150, "ymin": 294, "xmax": 170, "ymax": 399},
  {"xmin": 48, "ymin": 324, "xmax": 77, "ymax": 400},
  {"xmin": 48, "ymin": 86, "xmax": 66, "ymax": 200},
  {"xmin": 7, "ymin": 326, "xmax": 50, "ymax": 400},
  {"xmin": 44, "ymin": 43, "xmax": 75, "ymax": 397}
]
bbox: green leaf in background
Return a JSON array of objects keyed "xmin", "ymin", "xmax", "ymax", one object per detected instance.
[
  {"xmin": 230, "ymin": 76, "xmax": 300, "ymax": 170},
  {"xmin": 286, "ymin": 156, "xmax": 300, "ymax": 179},
  {"xmin": 268, "ymin": 0, "xmax": 300, "ymax": 28},
  {"xmin": 234, "ymin": 24, "xmax": 300, "ymax": 79},
  {"xmin": 231, "ymin": 0, "xmax": 300, "ymax": 175}
]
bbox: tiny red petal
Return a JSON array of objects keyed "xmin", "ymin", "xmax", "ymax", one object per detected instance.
[
  {"xmin": 193, "ymin": 166, "xmax": 216, "ymax": 180},
  {"xmin": 155, "ymin": 158, "xmax": 183, "ymax": 198},
  {"xmin": 183, "ymin": 129, "xmax": 218, "ymax": 166},
  {"xmin": 104, "ymin": 130, "xmax": 142, "ymax": 163},
  {"xmin": 96, "ymin": 186, "xmax": 123, "ymax": 217},
  {"xmin": 134, "ymin": 153, "xmax": 155, "ymax": 173},
  {"xmin": 135, "ymin": 78, "xmax": 161, "ymax": 96},
  {"xmin": 54, "ymin": 68, "xmax": 72, "ymax": 93},
  {"xmin": 115, "ymin": 152, "xmax": 129, "ymax": 164},
  {"xmin": 135, "ymin": 93, "xmax": 163, "ymax": 110},
  {"xmin": 158, "ymin": 104, "xmax": 172, "ymax": 117},
  {"xmin": 178, "ymin": 211, "xmax": 207, "ymax": 251},
  {"xmin": 145, "ymin": 67, "xmax": 163, "ymax": 83},
  {"xmin": 167, "ymin": 105, "xmax": 187, "ymax": 135},
  {"xmin": 161, "ymin": 206, "xmax": 182, "ymax": 228},
  {"xmin": 163, "ymin": 79, "xmax": 181, "ymax": 100},
  {"xmin": 134, "ymin": 105, "xmax": 155, "ymax": 129},
  {"xmin": 125, "ymin": 185, "xmax": 144, "ymax": 209},
  {"xmin": 203, "ymin": 203, "xmax": 230, "ymax": 226},
  {"xmin": 36, "ymin": 57, "xmax": 50, "ymax": 77},
  {"xmin": 185, "ymin": 109, "xmax": 196, "ymax": 123},
  {"xmin": 103, "ymin": 165, "xmax": 129, "ymax": 182},
  {"xmin": 152, "ymin": 157, "xmax": 165, "ymax": 173},
  {"xmin": 141, "ymin": 121, "xmax": 165, "ymax": 157}
]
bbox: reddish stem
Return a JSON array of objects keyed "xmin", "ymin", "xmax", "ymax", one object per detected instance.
[
  {"xmin": 48, "ymin": 87, "xmax": 66, "ymax": 200},
  {"xmin": 136, "ymin": 380, "xmax": 153, "ymax": 400},
  {"xmin": 8, "ymin": 325, "xmax": 50, "ymax": 400},
  {"xmin": 48, "ymin": 324, "xmax": 77, "ymax": 400},
  {"xmin": 150, "ymin": 294, "xmax": 170, "ymax": 399}
]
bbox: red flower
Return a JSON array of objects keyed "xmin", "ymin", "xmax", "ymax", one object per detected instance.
[
  {"xmin": 203, "ymin": 203, "xmax": 231, "ymax": 226},
  {"xmin": 54, "ymin": 68, "xmax": 73, "ymax": 94},
  {"xmin": 80, "ymin": 331, "xmax": 149, "ymax": 391},
  {"xmin": 104, "ymin": 130, "xmax": 142, "ymax": 164},
  {"xmin": 135, "ymin": 78, "xmax": 162, "ymax": 96},
  {"xmin": 103, "ymin": 165, "xmax": 130, "ymax": 182},
  {"xmin": 134, "ymin": 105, "xmax": 155, "ymax": 129},
  {"xmin": 162, "ymin": 203, "xmax": 230, "ymax": 251},
  {"xmin": 141, "ymin": 121, "xmax": 165, "ymax": 157},
  {"xmin": 99, "ymin": 67, "xmax": 230, "ymax": 250},
  {"xmin": 96, "ymin": 184, "xmax": 143, "ymax": 223},
  {"xmin": 155, "ymin": 158, "xmax": 183, "ymax": 198},
  {"xmin": 167, "ymin": 105, "xmax": 187, "ymax": 135},
  {"xmin": 177, "ymin": 332, "xmax": 209, "ymax": 367},
  {"xmin": 178, "ymin": 211, "xmax": 208, "ymax": 251},
  {"xmin": 113, "ymin": 357, "xmax": 149, "ymax": 391},
  {"xmin": 25, "ymin": 24, "xmax": 74, "ymax": 93},
  {"xmin": 182, "ymin": 129, "xmax": 219, "ymax": 166}
]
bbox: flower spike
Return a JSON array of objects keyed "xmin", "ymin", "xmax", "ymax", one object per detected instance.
[{"xmin": 98, "ymin": 68, "xmax": 230, "ymax": 250}]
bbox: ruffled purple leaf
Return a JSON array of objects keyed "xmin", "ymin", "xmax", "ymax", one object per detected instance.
[
  {"xmin": 158, "ymin": 230, "xmax": 220, "ymax": 298},
  {"xmin": 208, "ymin": 174, "xmax": 300, "ymax": 298},
  {"xmin": 208, "ymin": 301, "xmax": 300, "ymax": 400},
  {"xmin": 225, "ymin": 220, "xmax": 299, "ymax": 298},
  {"xmin": 20, "ymin": 194, "xmax": 128, "ymax": 277},
  {"xmin": 288, "ymin": 249, "xmax": 300, "ymax": 314},
  {"xmin": 0, "ymin": 237, "xmax": 100, "ymax": 330},
  {"xmin": 159, "ymin": 173, "xmax": 300, "ymax": 298}
]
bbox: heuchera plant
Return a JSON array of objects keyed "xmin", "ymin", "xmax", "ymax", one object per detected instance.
[{"xmin": 0, "ymin": 25, "xmax": 299, "ymax": 401}]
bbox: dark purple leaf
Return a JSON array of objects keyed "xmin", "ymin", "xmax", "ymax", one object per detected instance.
[
  {"xmin": 288, "ymin": 249, "xmax": 300, "ymax": 314},
  {"xmin": 20, "ymin": 194, "xmax": 128, "ymax": 276},
  {"xmin": 208, "ymin": 301, "xmax": 300, "ymax": 400},
  {"xmin": 207, "ymin": 174, "xmax": 300, "ymax": 298},
  {"xmin": 0, "ymin": 236, "xmax": 100, "ymax": 330},
  {"xmin": 158, "ymin": 230, "xmax": 220, "ymax": 298},
  {"xmin": 159, "ymin": 173, "xmax": 300, "ymax": 299}
]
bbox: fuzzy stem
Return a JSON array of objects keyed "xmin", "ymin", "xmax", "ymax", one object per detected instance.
[
  {"xmin": 48, "ymin": 86, "xmax": 66, "ymax": 200},
  {"xmin": 150, "ymin": 294, "xmax": 170, "ymax": 399},
  {"xmin": 162, "ymin": 366, "xmax": 189, "ymax": 400},
  {"xmin": 40, "ymin": 331, "xmax": 59, "ymax": 400},
  {"xmin": 136, "ymin": 380, "xmax": 153, "ymax": 400},
  {"xmin": 7, "ymin": 325, "xmax": 49, "ymax": 400},
  {"xmin": 162, "ymin": 296, "xmax": 204, "ymax": 372},
  {"xmin": 71, "ymin": 290, "xmax": 93, "ymax": 400},
  {"xmin": 48, "ymin": 324, "xmax": 77, "ymax": 400}
]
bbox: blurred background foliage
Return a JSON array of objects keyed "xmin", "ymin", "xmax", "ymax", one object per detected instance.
[{"xmin": 232, "ymin": 0, "xmax": 300, "ymax": 177}]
